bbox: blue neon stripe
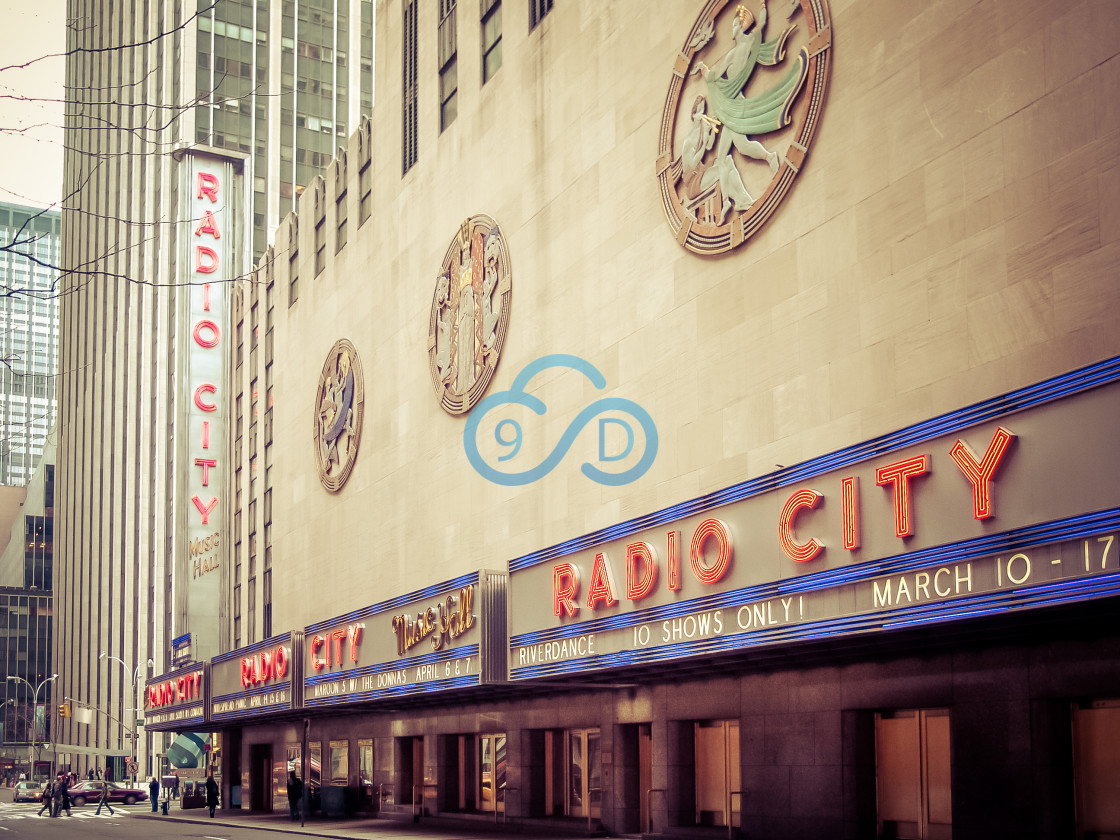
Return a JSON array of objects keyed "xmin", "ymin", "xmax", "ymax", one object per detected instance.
[
  {"xmin": 305, "ymin": 571, "xmax": 479, "ymax": 633},
  {"xmin": 304, "ymin": 674, "xmax": 481, "ymax": 707},
  {"xmin": 510, "ymin": 356, "xmax": 1120, "ymax": 573},
  {"xmin": 212, "ymin": 682, "xmax": 293, "ymax": 703},
  {"xmin": 212, "ymin": 632, "xmax": 293, "ymax": 665}
]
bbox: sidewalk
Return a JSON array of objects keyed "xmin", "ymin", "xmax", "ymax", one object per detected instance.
[{"xmin": 134, "ymin": 806, "xmax": 613, "ymax": 840}]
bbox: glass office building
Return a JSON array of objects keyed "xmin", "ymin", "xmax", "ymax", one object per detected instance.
[
  {"xmin": 56, "ymin": 0, "xmax": 373, "ymax": 781},
  {"xmin": 0, "ymin": 203, "xmax": 59, "ymax": 487}
]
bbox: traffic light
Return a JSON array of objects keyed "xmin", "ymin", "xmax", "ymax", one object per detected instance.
[{"xmin": 58, "ymin": 702, "xmax": 71, "ymax": 718}]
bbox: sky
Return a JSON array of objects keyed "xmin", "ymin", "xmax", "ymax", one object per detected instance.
[{"xmin": 0, "ymin": 1, "xmax": 65, "ymax": 210}]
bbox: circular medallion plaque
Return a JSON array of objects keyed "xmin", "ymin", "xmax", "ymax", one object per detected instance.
[
  {"xmin": 427, "ymin": 215, "xmax": 512, "ymax": 415},
  {"xmin": 313, "ymin": 339, "xmax": 364, "ymax": 492},
  {"xmin": 656, "ymin": 0, "xmax": 832, "ymax": 255}
]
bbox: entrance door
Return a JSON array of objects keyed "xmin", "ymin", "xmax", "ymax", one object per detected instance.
[
  {"xmin": 479, "ymin": 733, "xmax": 506, "ymax": 813},
  {"xmin": 638, "ymin": 724, "xmax": 652, "ymax": 831},
  {"xmin": 694, "ymin": 720, "xmax": 740, "ymax": 828},
  {"xmin": 1074, "ymin": 700, "xmax": 1120, "ymax": 836},
  {"xmin": 249, "ymin": 744, "xmax": 273, "ymax": 811},
  {"xmin": 875, "ymin": 709, "xmax": 951, "ymax": 839},
  {"xmin": 567, "ymin": 728, "xmax": 601, "ymax": 820},
  {"xmin": 398, "ymin": 737, "xmax": 424, "ymax": 806}
]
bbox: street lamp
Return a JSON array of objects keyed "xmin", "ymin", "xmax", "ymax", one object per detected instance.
[
  {"xmin": 100, "ymin": 652, "xmax": 154, "ymax": 782},
  {"xmin": 7, "ymin": 673, "xmax": 57, "ymax": 781}
]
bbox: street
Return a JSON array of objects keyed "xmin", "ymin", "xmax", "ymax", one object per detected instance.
[{"xmin": 0, "ymin": 800, "xmax": 271, "ymax": 839}]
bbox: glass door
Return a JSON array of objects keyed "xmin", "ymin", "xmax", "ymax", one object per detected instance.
[
  {"xmin": 566, "ymin": 728, "xmax": 601, "ymax": 819},
  {"xmin": 478, "ymin": 733, "xmax": 506, "ymax": 813}
]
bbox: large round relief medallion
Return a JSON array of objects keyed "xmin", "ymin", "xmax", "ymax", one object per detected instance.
[
  {"xmin": 427, "ymin": 215, "xmax": 512, "ymax": 415},
  {"xmin": 656, "ymin": 0, "xmax": 833, "ymax": 255},
  {"xmin": 314, "ymin": 338, "xmax": 365, "ymax": 492}
]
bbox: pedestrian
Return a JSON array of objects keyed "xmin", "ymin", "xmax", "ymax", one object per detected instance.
[
  {"xmin": 95, "ymin": 767, "xmax": 101, "ymax": 780},
  {"xmin": 94, "ymin": 778, "xmax": 114, "ymax": 816},
  {"xmin": 286, "ymin": 771, "xmax": 303, "ymax": 821},
  {"xmin": 205, "ymin": 774, "xmax": 219, "ymax": 818},
  {"xmin": 86, "ymin": 768, "xmax": 94, "ymax": 780},
  {"xmin": 171, "ymin": 769, "xmax": 179, "ymax": 799},
  {"xmin": 37, "ymin": 778, "xmax": 54, "ymax": 817},
  {"xmin": 148, "ymin": 776, "xmax": 159, "ymax": 812},
  {"xmin": 55, "ymin": 775, "xmax": 71, "ymax": 817}
]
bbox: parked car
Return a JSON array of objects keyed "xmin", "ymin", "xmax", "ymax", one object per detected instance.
[
  {"xmin": 66, "ymin": 779, "xmax": 149, "ymax": 806},
  {"xmin": 13, "ymin": 782, "xmax": 43, "ymax": 803}
]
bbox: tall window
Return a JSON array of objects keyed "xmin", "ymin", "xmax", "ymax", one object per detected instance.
[
  {"xmin": 530, "ymin": 0, "xmax": 553, "ymax": 30},
  {"xmin": 336, "ymin": 189, "xmax": 348, "ymax": 252},
  {"xmin": 481, "ymin": 0, "xmax": 502, "ymax": 83},
  {"xmin": 288, "ymin": 223, "xmax": 299, "ymax": 306},
  {"xmin": 359, "ymin": 161, "xmax": 372, "ymax": 226},
  {"xmin": 402, "ymin": 0, "xmax": 419, "ymax": 173},
  {"xmin": 314, "ymin": 209, "xmax": 326, "ymax": 276},
  {"xmin": 438, "ymin": 0, "xmax": 458, "ymax": 131}
]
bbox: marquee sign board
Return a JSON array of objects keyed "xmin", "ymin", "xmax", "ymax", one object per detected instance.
[
  {"xmin": 144, "ymin": 664, "xmax": 208, "ymax": 731},
  {"xmin": 303, "ymin": 570, "xmax": 508, "ymax": 708},
  {"xmin": 509, "ymin": 362, "xmax": 1120, "ymax": 679},
  {"xmin": 210, "ymin": 632, "xmax": 300, "ymax": 723}
]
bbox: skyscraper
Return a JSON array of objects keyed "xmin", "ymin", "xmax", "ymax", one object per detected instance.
[
  {"xmin": 56, "ymin": 0, "xmax": 373, "ymax": 781},
  {"xmin": 0, "ymin": 203, "xmax": 60, "ymax": 487}
]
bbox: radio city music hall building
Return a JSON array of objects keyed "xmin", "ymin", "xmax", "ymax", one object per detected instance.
[{"xmin": 148, "ymin": 1, "xmax": 1120, "ymax": 838}]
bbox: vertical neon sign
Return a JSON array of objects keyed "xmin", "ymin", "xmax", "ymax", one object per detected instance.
[{"xmin": 177, "ymin": 150, "xmax": 238, "ymax": 663}]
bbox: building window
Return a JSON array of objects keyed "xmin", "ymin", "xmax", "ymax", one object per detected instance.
[
  {"xmin": 438, "ymin": 0, "xmax": 457, "ymax": 131},
  {"xmin": 481, "ymin": 0, "xmax": 502, "ymax": 83},
  {"xmin": 314, "ymin": 216, "xmax": 326, "ymax": 276},
  {"xmin": 402, "ymin": 0, "xmax": 418, "ymax": 173},
  {"xmin": 336, "ymin": 189, "xmax": 348, "ymax": 252},
  {"xmin": 263, "ymin": 568, "xmax": 272, "ymax": 638},
  {"xmin": 359, "ymin": 161, "xmax": 372, "ymax": 226},
  {"xmin": 529, "ymin": 0, "xmax": 552, "ymax": 30},
  {"xmin": 247, "ymin": 579, "xmax": 257, "ymax": 644},
  {"xmin": 288, "ymin": 233, "xmax": 299, "ymax": 306}
]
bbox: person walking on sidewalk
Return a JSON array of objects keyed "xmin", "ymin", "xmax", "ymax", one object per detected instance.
[
  {"xmin": 148, "ymin": 777, "xmax": 159, "ymax": 812},
  {"xmin": 286, "ymin": 771, "xmax": 303, "ymax": 821},
  {"xmin": 205, "ymin": 774, "xmax": 219, "ymax": 818},
  {"xmin": 94, "ymin": 779, "xmax": 114, "ymax": 816}
]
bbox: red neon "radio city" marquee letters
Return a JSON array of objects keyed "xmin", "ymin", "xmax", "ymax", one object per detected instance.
[
  {"xmin": 778, "ymin": 427, "xmax": 1016, "ymax": 562},
  {"xmin": 553, "ymin": 518, "xmax": 733, "ymax": 617},
  {"xmin": 309, "ymin": 625, "xmax": 363, "ymax": 671},
  {"xmin": 147, "ymin": 672, "xmax": 203, "ymax": 707},
  {"xmin": 241, "ymin": 646, "xmax": 289, "ymax": 687}
]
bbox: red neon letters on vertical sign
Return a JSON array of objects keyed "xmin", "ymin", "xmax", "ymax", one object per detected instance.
[{"xmin": 191, "ymin": 168, "xmax": 222, "ymax": 526}]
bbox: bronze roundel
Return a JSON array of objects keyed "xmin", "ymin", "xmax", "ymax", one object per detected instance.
[
  {"xmin": 314, "ymin": 339, "xmax": 364, "ymax": 492},
  {"xmin": 427, "ymin": 215, "xmax": 512, "ymax": 415},
  {"xmin": 657, "ymin": 0, "xmax": 833, "ymax": 255}
]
